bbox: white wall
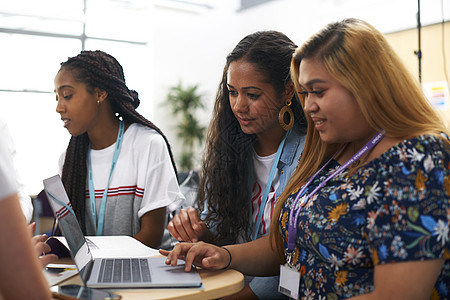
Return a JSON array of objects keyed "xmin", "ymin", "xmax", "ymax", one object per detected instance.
[
  {"xmin": 149, "ymin": 0, "xmax": 450, "ymax": 170},
  {"xmin": 3, "ymin": 0, "xmax": 449, "ymax": 195}
]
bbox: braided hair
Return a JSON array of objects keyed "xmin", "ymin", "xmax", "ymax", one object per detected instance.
[{"xmin": 59, "ymin": 50, "xmax": 177, "ymax": 233}]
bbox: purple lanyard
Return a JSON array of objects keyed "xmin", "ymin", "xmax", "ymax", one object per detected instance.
[{"xmin": 287, "ymin": 130, "xmax": 385, "ymax": 251}]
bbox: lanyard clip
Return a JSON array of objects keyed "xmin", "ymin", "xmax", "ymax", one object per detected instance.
[{"xmin": 285, "ymin": 249, "xmax": 294, "ymax": 268}]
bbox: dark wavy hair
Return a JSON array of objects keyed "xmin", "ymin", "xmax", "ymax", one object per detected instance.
[
  {"xmin": 198, "ymin": 31, "xmax": 304, "ymax": 244},
  {"xmin": 59, "ymin": 50, "xmax": 177, "ymax": 233}
]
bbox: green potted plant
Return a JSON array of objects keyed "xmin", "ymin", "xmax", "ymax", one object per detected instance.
[{"xmin": 166, "ymin": 82, "xmax": 206, "ymax": 172}]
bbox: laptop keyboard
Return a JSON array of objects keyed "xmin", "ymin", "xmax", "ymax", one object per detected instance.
[{"xmin": 97, "ymin": 258, "xmax": 152, "ymax": 283}]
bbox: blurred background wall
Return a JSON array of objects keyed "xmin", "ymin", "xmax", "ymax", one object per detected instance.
[{"xmin": 0, "ymin": 0, "xmax": 449, "ymax": 196}]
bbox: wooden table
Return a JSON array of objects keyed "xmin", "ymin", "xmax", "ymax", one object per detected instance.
[{"xmin": 55, "ymin": 267, "xmax": 244, "ymax": 300}]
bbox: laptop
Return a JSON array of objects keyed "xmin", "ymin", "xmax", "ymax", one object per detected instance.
[{"xmin": 43, "ymin": 174, "xmax": 203, "ymax": 289}]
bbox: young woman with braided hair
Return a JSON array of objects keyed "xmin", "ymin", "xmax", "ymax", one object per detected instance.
[{"xmin": 54, "ymin": 50, "xmax": 183, "ymax": 248}]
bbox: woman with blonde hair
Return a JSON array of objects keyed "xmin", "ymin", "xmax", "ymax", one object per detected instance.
[{"xmin": 161, "ymin": 18, "xmax": 449, "ymax": 299}]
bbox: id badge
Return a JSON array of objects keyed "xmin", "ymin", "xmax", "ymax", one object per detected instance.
[{"xmin": 279, "ymin": 264, "xmax": 300, "ymax": 299}]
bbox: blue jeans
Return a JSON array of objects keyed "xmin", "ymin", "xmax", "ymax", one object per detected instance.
[{"xmin": 249, "ymin": 275, "xmax": 287, "ymax": 299}]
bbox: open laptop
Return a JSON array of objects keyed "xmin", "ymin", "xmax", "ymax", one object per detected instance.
[{"xmin": 43, "ymin": 174, "xmax": 203, "ymax": 289}]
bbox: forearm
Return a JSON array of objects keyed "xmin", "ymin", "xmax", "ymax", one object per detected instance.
[
  {"xmin": 161, "ymin": 235, "xmax": 281, "ymax": 275},
  {"xmin": 134, "ymin": 229, "xmax": 163, "ymax": 248},
  {"xmin": 350, "ymin": 259, "xmax": 444, "ymax": 300},
  {"xmin": 225, "ymin": 235, "xmax": 280, "ymax": 276},
  {"xmin": 135, "ymin": 207, "xmax": 166, "ymax": 248}
]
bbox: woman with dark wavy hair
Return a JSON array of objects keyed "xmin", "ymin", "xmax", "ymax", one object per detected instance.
[
  {"xmin": 168, "ymin": 31, "xmax": 307, "ymax": 299},
  {"xmin": 54, "ymin": 50, "xmax": 183, "ymax": 248}
]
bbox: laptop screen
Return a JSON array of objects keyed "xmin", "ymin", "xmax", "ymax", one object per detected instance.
[
  {"xmin": 44, "ymin": 175, "xmax": 204, "ymax": 289},
  {"xmin": 44, "ymin": 175, "xmax": 93, "ymax": 278}
]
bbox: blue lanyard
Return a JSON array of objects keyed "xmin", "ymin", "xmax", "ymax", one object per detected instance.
[
  {"xmin": 287, "ymin": 130, "xmax": 385, "ymax": 251},
  {"xmin": 47, "ymin": 191, "xmax": 76, "ymax": 218},
  {"xmin": 251, "ymin": 129, "xmax": 290, "ymax": 241},
  {"xmin": 88, "ymin": 120, "xmax": 125, "ymax": 236}
]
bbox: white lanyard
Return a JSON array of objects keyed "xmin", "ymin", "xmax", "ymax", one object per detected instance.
[{"xmin": 88, "ymin": 120, "xmax": 125, "ymax": 236}]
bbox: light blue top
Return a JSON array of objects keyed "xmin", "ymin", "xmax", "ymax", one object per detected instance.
[{"xmin": 200, "ymin": 122, "xmax": 306, "ymax": 233}]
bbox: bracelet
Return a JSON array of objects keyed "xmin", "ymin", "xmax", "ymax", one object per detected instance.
[{"xmin": 221, "ymin": 247, "xmax": 232, "ymax": 270}]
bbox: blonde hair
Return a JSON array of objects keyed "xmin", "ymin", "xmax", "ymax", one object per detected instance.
[{"xmin": 270, "ymin": 18, "xmax": 448, "ymax": 261}]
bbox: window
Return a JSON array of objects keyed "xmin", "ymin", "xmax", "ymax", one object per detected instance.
[{"xmin": 0, "ymin": 0, "xmax": 150, "ymax": 195}]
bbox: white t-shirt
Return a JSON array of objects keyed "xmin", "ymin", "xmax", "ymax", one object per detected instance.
[
  {"xmin": 0, "ymin": 136, "xmax": 18, "ymax": 201},
  {"xmin": 250, "ymin": 149, "xmax": 280, "ymax": 238},
  {"xmin": 0, "ymin": 118, "xmax": 33, "ymax": 221},
  {"xmin": 59, "ymin": 123, "xmax": 184, "ymax": 236}
]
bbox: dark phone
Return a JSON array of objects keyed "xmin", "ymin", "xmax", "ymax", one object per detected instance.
[{"xmin": 51, "ymin": 284, "xmax": 122, "ymax": 300}]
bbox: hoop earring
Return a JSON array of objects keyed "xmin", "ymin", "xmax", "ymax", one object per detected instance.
[{"xmin": 278, "ymin": 100, "xmax": 294, "ymax": 131}]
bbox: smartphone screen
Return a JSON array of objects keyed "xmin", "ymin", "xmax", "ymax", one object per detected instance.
[{"xmin": 51, "ymin": 284, "xmax": 122, "ymax": 300}]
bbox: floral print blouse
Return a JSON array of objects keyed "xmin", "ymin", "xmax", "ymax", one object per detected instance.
[{"xmin": 280, "ymin": 134, "xmax": 449, "ymax": 299}]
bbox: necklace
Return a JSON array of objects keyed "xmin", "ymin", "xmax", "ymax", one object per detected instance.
[
  {"xmin": 350, "ymin": 143, "xmax": 361, "ymax": 168},
  {"xmin": 351, "ymin": 159, "xmax": 361, "ymax": 169},
  {"xmin": 350, "ymin": 142, "xmax": 376, "ymax": 169}
]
